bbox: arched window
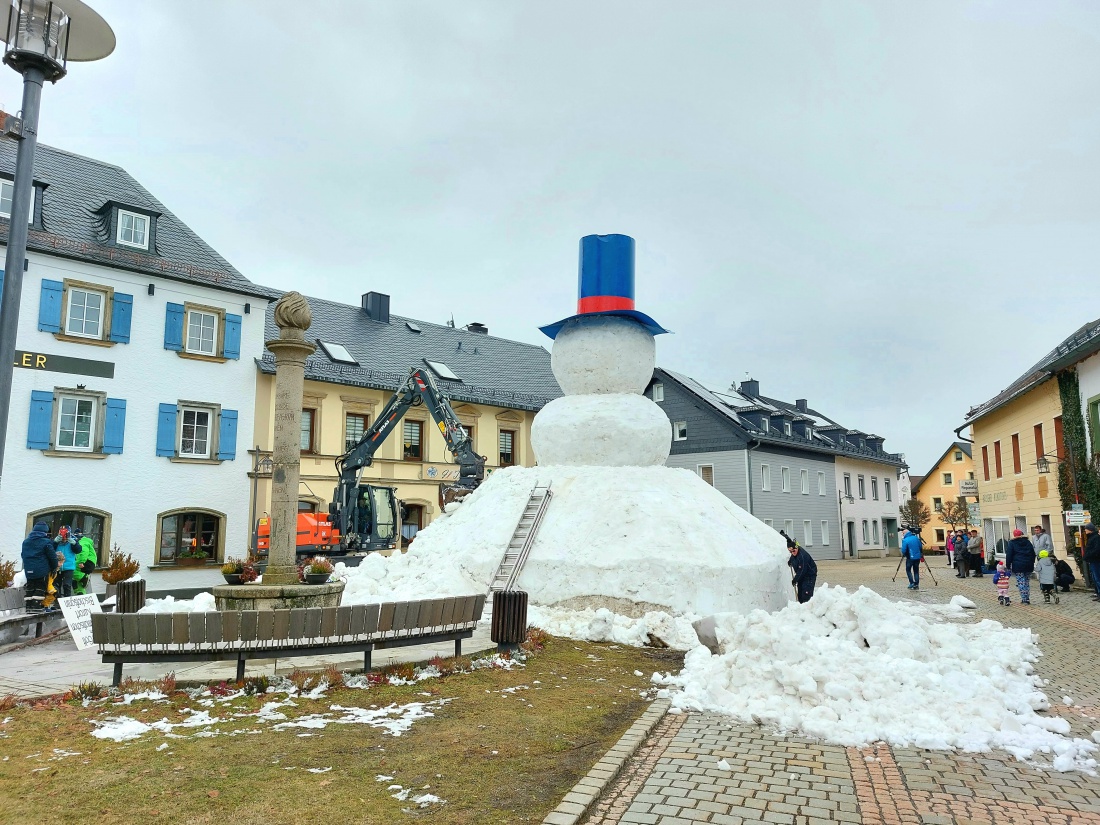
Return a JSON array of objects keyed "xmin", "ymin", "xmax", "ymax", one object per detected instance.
[
  {"xmin": 155, "ymin": 508, "xmax": 225, "ymax": 565},
  {"xmin": 27, "ymin": 506, "xmax": 111, "ymax": 566}
]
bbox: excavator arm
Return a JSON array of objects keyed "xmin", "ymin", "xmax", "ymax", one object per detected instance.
[{"xmin": 329, "ymin": 367, "xmax": 487, "ymax": 549}]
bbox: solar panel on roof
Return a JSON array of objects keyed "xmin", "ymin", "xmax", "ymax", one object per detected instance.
[
  {"xmin": 425, "ymin": 359, "xmax": 461, "ymax": 381},
  {"xmin": 317, "ymin": 340, "xmax": 357, "ymax": 365}
]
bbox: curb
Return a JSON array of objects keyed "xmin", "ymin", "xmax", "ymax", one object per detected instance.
[{"xmin": 541, "ymin": 697, "xmax": 670, "ymax": 825}]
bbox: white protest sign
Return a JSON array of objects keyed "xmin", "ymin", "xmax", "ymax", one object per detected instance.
[{"xmin": 57, "ymin": 593, "xmax": 103, "ymax": 650}]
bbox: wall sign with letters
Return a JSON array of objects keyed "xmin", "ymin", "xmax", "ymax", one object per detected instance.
[{"xmin": 13, "ymin": 350, "xmax": 114, "ymax": 379}]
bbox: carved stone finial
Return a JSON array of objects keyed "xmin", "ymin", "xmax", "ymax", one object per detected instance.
[{"xmin": 274, "ymin": 292, "xmax": 312, "ymax": 341}]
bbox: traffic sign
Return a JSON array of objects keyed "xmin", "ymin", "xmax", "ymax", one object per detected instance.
[{"xmin": 1066, "ymin": 510, "xmax": 1091, "ymax": 526}]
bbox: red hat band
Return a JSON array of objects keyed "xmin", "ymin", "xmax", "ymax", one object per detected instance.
[{"xmin": 577, "ymin": 295, "xmax": 635, "ymax": 314}]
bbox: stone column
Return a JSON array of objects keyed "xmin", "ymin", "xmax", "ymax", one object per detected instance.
[{"xmin": 263, "ymin": 292, "xmax": 316, "ymax": 585}]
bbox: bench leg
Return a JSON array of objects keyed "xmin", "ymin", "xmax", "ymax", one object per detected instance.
[
  {"xmin": 455, "ymin": 639, "xmax": 461, "ymax": 657},
  {"xmin": 236, "ymin": 657, "xmax": 246, "ymax": 682},
  {"xmin": 112, "ymin": 663, "xmax": 123, "ymax": 687},
  {"xmin": 364, "ymin": 648, "xmax": 371, "ymax": 672},
  {"xmin": 34, "ymin": 621, "xmax": 43, "ymax": 638}
]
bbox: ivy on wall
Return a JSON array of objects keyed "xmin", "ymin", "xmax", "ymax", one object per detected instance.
[{"xmin": 1056, "ymin": 370, "xmax": 1100, "ymax": 572}]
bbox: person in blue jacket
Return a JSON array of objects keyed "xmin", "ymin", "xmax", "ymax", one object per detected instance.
[
  {"xmin": 54, "ymin": 525, "xmax": 78, "ymax": 598},
  {"xmin": 900, "ymin": 526, "xmax": 924, "ymax": 590},
  {"xmin": 21, "ymin": 521, "xmax": 59, "ymax": 612},
  {"xmin": 1004, "ymin": 528, "xmax": 1036, "ymax": 605},
  {"xmin": 782, "ymin": 530, "xmax": 818, "ymax": 603}
]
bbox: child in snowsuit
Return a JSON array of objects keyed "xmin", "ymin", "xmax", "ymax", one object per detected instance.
[
  {"xmin": 54, "ymin": 526, "xmax": 78, "ymax": 598},
  {"xmin": 1036, "ymin": 550, "xmax": 1059, "ymax": 604},
  {"xmin": 72, "ymin": 529, "xmax": 97, "ymax": 595},
  {"xmin": 994, "ymin": 563, "xmax": 1011, "ymax": 605}
]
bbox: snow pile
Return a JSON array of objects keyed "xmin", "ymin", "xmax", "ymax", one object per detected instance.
[
  {"xmin": 657, "ymin": 584, "xmax": 1099, "ymax": 771},
  {"xmin": 339, "ymin": 464, "xmax": 791, "ymax": 617},
  {"xmin": 139, "ymin": 592, "xmax": 215, "ymax": 614},
  {"xmin": 529, "ymin": 605, "xmax": 700, "ymax": 650}
]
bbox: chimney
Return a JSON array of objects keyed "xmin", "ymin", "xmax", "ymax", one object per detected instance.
[
  {"xmin": 361, "ymin": 292, "xmax": 390, "ymax": 324},
  {"xmin": 466, "ymin": 322, "xmax": 489, "ymax": 335},
  {"xmin": 795, "ymin": 399, "xmax": 808, "ymax": 413},
  {"xmin": 740, "ymin": 378, "xmax": 760, "ymax": 397}
]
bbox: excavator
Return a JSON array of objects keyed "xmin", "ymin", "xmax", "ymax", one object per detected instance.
[{"xmin": 256, "ymin": 366, "xmax": 487, "ymax": 563}]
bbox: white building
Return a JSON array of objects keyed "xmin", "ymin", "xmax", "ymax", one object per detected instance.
[
  {"xmin": 833, "ymin": 453, "xmax": 906, "ymax": 558},
  {"xmin": 0, "ymin": 144, "xmax": 271, "ymax": 592}
]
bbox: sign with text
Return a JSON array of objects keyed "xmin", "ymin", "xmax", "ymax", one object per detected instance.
[
  {"xmin": 959, "ymin": 479, "xmax": 979, "ymax": 496},
  {"xmin": 968, "ymin": 503, "xmax": 981, "ymax": 524},
  {"xmin": 422, "ymin": 464, "xmax": 462, "ymax": 481},
  {"xmin": 13, "ymin": 350, "xmax": 114, "ymax": 378},
  {"xmin": 1066, "ymin": 509, "xmax": 1092, "ymax": 527},
  {"xmin": 57, "ymin": 593, "xmax": 103, "ymax": 650}
]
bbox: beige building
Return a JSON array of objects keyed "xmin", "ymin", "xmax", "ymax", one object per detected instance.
[
  {"xmin": 911, "ymin": 442, "xmax": 976, "ymax": 551},
  {"xmin": 250, "ymin": 291, "xmax": 560, "ymax": 549}
]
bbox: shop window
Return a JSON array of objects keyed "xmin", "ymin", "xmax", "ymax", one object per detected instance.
[
  {"xmin": 156, "ymin": 509, "xmax": 224, "ymax": 565},
  {"xmin": 403, "ymin": 420, "xmax": 423, "ymax": 460},
  {"xmin": 27, "ymin": 507, "xmax": 109, "ymax": 567},
  {"xmin": 499, "ymin": 429, "xmax": 516, "ymax": 466}
]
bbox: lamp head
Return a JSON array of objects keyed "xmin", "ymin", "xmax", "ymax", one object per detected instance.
[{"xmin": 3, "ymin": 0, "xmax": 113, "ymax": 81}]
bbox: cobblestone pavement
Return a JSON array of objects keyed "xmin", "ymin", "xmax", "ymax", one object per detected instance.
[{"xmin": 580, "ymin": 558, "xmax": 1100, "ymax": 825}]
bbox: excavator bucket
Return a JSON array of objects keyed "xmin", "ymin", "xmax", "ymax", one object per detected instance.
[{"xmin": 441, "ymin": 484, "xmax": 475, "ymax": 507}]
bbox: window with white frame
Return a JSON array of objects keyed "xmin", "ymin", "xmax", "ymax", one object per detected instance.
[
  {"xmin": 862, "ymin": 520, "xmax": 869, "ymax": 544},
  {"xmin": 764, "ymin": 519, "xmax": 773, "ymax": 528},
  {"xmin": 806, "ymin": 425, "xmax": 813, "ymax": 439},
  {"xmin": 179, "ymin": 407, "xmax": 212, "ymax": 458},
  {"xmin": 784, "ymin": 519, "xmax": 794, "ymax": 536},
  {"xmin": 699, "ymin": 465, "xmax": 714, "ymax": 486},
  {"xmin": 56, "ymin": 395, "xmax": 95, "ymax": 451},
  {"xmin": 871, "ymin": 477, "xmax": 879, "ymax": 500},
  {"xmin": 117, "ymin": 209, "xmax": 149, "ymax": 249},
  {"xmin": 843, "ymin": 473, "xmax": 852, "ymax": 497},
  {"xmin": 817, "ymin": 471, "xmax": 826, "ymax": 495},
  {"xmin": 672, "ymin": 421, "xmax": 687, "ymax": 441},
  {"xmin": 784, "ymin": 421, "xmax": 792, "ymax": 436},
  {"xmin": 0, "ymin": 179, "xmax": 32, "ymax": 222},
  {"xmin": 932, "ymin": 496, "xmax": 943, "ymax": 511},
  {"xmin": 652, "ymin": 383, "xmax": 664, "ymax": 402},
  {"xmin": 781, "ymin": 467, "xmax": 791, "ymax": 493},
  {"xmin": 884, "ymin": 479, "xmax": 892, "ymax": 501},
  {"xmin": 760, "ymin": 417, "xmax": 769, "ymax": 433},
  {"xmin": 186, "ymin": 309, "xmax": 218, "ymax": 355},
  {"xmin": 803, "ymin": 520, "xmax": 813, "ymax": 547},
  {"xmin": 760, "ymin": 464, "xmax": 771, "ymax": 491},
  {"xmin": 800, "ymin": 469, "xmax": 808, "ymax": 494},
  {"xmin": 65, "ymin": 287, "xmax": 106, "ymax": 339},
  {"xmin": 857, "ymin": 475, "xmax": 866, "ymax": 499},
  {"xmin": 872, "ymin": 520, "xmax": 880, "ymax": 544},
  {"xmin": 821, "ymin": 520, "xmax": 830, "ymax": 545}
]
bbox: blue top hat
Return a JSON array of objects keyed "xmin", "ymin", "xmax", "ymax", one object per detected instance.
[{"xmin": 539, "ymin": 234, "xmax": 669, "ymax": 340}]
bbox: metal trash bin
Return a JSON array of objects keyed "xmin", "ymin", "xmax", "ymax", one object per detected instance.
[
  {"xmin": 491, "ymin": 590, "xmax": 528, "ymax": 650},
  {"xmin": 116, "ymin": 580, "xmax": 146, "ymax": 614}
]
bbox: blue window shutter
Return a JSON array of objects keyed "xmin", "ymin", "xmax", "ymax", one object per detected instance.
[
  {"xmin": 217, "ymin": 409, "xmax": 238, "ymax": 460},
  {"xmin": 156, "ymin": 403, "xmax": 177, "ymax": 456},
  {"xmin": 38, "ymin": 279, "xmax": 63, "ymax": 333},
  {"xmin": 164, "ymin": 303, "xmax": 184, "ymax": 351},
  {"xmin": 27, "ymin": 391, "xmax": 53, "ymax": 450},
  {"xmin": 109, "ymin": 293, "xmax": 133, "ymax": 344},
  {"xmin": 102, "ymin": 398, "xmax": 127, "ymax": 454},
  {"xmin": 223, "ymin": 313, "xmax": 242, "ymax": 360}
]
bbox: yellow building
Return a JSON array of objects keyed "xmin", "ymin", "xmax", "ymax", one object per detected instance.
[
  {"xmin": 250, "ymin": 291, "xmax": 560, "ymax": 549},
  {"xmin": 910, "ymin": 442, "xmax": 976, "ymax": 551}
]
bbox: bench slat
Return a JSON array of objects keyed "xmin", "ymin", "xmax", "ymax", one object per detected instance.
[
  {"xmin": 320, "ymin": 606, "xmax": 337, "ymax": 638},
  {"xmin": 239, "ymin": 610, "xmax": 258, "ymax": 642},
  {"xmin": 349, "ymin": 604, "xmax": 367, "ymax": 637},
  {"xmin": 205, "ymin": 611, "xmax": 223, "ymax": 645},
  {"xmin": 172, "ymin": 613, "xmax": 190, "ymax": 645},
  {"xmin": 363, "ymin": 602, "xmax": 380, "ymax": 636},
  {"xmin": 156, "ymin": 613, "xmax": 173, "ymax": 645},
  {"xmin": 222, "ymin": 610, "xmax": 240, "ymax": 643},
  {"xmin": 138, "ymin": 614, "xmax": 158, "ymax": 645},
  {"xmin": 440, "ymin": 597, "xmax": 458, "ymax": 628},
  {"xmin": 378, "ymin": 602, "xmax": 396, "ymax": 633},
  {"xmin": 289, "ymin": 609, "xmax": 306, "ymax": 641},
  {"xmin": 304, "ymin": 608, "xmax": 322, "ymax": 639},
  {"xmin": 106, "ymin": 614, "xmax": 123, "ymax": 645},
  {"xmin": 91, "ymin": 612, "xmax": 107, "ymax": 645},
  {"xmin": 255, "ymin": 610, "xmax": 274, "ymax": 642},
  {"xmin": 272, "ymin": 610, "xmax": 291, "ymax": 641},
  {"xmin": 122, "ymin": 614, "xmax": 141, "ymax": 645},
  {"xmin": 336, "ymin": 605, "xmax": 352, "ymax": 637},
  {"xmin": 473, "ymin": 593, "xmax": 486, "ymax": 622},
  {"xmin": 426, "ymin": 598, "xmax": 445, "ymax": 630},
  {"xmin": 188, "ymin": 613, "xmax": 206, "ymax": 644},
  {"xmin": 391, "ymin": 601, "xmax": 409, "ymax": 635}
]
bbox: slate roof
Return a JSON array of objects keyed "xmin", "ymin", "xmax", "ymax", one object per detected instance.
[
  {"xmin": 964, "ymin": 316, "xmax": 1100, "ymax": 425},
  {"xmin": 257, "ymin": 293, "xmax": 562, "ymax": 411},
  {"xmin": 657, "ymin": 368, "xmax": 906, "ymax": 467},
  {"xmin": 0, "ymin": 142, "xmax": 270, "ymax": 299}
]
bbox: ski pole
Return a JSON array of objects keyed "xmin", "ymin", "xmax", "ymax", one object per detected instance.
[{"xmin": 921, "ymin": 556, "xmax": 938, "ymax": 586}]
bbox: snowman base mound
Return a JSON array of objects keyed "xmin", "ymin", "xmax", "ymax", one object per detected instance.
[{"xmin": 337, "ymin": 465, "xmax": 793, "ymax": 620}]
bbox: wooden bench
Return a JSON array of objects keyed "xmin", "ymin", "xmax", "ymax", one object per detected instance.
[
  {"xmin": 0, "ymin": 587, "xmax": 49, "ymax": 641},
  {"xmin": 91, "ymin": 594, "xmax": 486, "ymax": 686}
]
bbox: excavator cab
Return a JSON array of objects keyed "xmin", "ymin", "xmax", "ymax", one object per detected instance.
[{"xmin": 330, "ymin": 482, "xmax": 399, "ymax": 552}]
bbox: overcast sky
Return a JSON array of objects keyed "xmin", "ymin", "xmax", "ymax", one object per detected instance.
[{"xmin": 4, "ymin": 1, "xmax": 1099, "ymax": 474}]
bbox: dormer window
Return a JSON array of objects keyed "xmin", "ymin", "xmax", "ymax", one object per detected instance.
[
  {"xmin": 1, "ymin": 178, "xmax": 36, "ymax": 224},
  {"xmin": 760, "ymin": 417, "xmax": 769, "ymax": 433},
  {"xmin": 117, "ymin": 209, "xmax": 149, "ymax": 249},
  {"xmin": 783, "ymin": 421, "xmax": 792, "ymax": 436}
]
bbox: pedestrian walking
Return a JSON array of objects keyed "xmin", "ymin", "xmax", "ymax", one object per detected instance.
[
  {"xmin": 1036, "ymin": 550, "xmax": 1059, "ymax": 604},
  {"xmin": 1005, "ymin": 528, "xmax": 1036, "ymax": 605},
  {"xmin": 1054, "ymin": 557, "xmax": 1076, "ymax": 592},
  {"xmin": 968, "ymin": 529, "xmax": 985, "ymax": 577},
  {"xmin": 901, "ymin": 527, "xmax": 923, "ymax": 590},
  {"xmin": 1083, "ymin": 523, "xmax": 1100, "ymax": 602},
  {"xmin": 1032, "ymin": 525, "xmax": 1054, "ymax": 555},
  {"xmin": 994, "ymin": 562, "xmax": 1012, "ymax": 605},
  {"xmin": 54, "ymin": 525, "xmax": 77, "ymax": 598},
  {"xmin": 20, "ymin": 521, "xmax": 58, "ymax": 612},
  {"xmin": 783, "ymin": 531, "xmax": 818, "ymax": 604},
  {"xmin": 72, "ymin": 528, "xmax": 97, "ymax": 596}
]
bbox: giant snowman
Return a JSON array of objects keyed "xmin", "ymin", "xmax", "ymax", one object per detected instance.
[{"xmin": 345, "ymin": 235, "xmax": 792, "ymax": 618}]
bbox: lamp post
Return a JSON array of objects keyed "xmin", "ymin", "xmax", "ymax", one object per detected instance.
[
  {"xmin": 838, "ymin": 491, "xmax": 855, "ymax": 559},
  {"xmin": 0, "ymin": 0, "xmax": 113, "ymax": 488},
  {"xmin": 250, "ymin": 448, "xmax": 274, "ymax": 556}
]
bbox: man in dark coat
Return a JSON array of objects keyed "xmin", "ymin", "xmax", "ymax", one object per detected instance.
[
  {"xmin": 21, "ymin": 521, "xmax": 58, "ymax": 612},
  {"xmin": 784, "ymin": 533, "xmax": 818, "ymax": 604},
  {"xmin": 1083, "ymin": 523, "xmax": 1100, "ymax": 601},
  {"xmin": 1005, "ymin": 529, "xmax": 1036, "ymax": 605},
  {"xmin": 1054, "ymin": 557, "xmax": 1076, "ymax": 592}
]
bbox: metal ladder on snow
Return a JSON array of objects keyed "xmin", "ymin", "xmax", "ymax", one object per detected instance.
[{"xmin": 490, "ymin": 483, "xmax": 553, "ymax": 593}]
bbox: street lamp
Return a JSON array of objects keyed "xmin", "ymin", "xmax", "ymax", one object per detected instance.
[
  {"xmin": 838, "ymin": 491, "xmax": 855, "ymax": 558},
  {"xmin": 0, "ymin": 0, "xmax": 113, "ymax": 488},
  {"xmin": 250, "ymin": 449, "xmax": 274, "ymax": 555}
]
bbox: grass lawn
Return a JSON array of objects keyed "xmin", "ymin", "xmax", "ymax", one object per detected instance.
[{"xmin": 0, "ymin": 636, "xmax": 682, "ymax": 824}]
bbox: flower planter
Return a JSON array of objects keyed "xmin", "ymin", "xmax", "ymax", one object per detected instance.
[
  {"xmin": 304, "ymin": 573, "xmax": 330, "ymax": 585},
  {"xmin": 222, "ymin": 573, "xmax": 243, "ymax": 585},
  {"xmin": 175, "ymin": 556, "xmax": 207, "ymax": 568}
]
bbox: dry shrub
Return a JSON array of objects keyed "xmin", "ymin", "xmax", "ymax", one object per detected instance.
[
  {"xmin": 288, "ymin": 669, "xmax": 320, "ymax": 693},
  {"xmin": 427, "ymin": 655, "xmax": 454, "ymax": 676},
  {"xmin": 0, "ymin": 694, "xmax": 19, "ymax": 712},
  {"xmin": 381, "ymin": 662, "xmax": 415, "ymax": 682},
  {"xmin": 522, "ymin": 626, "xmax": 551, "ymax": 653},
  {"xmin": 209, "ymin": 680, "xmax": 234, "ymax": 697},
  {"xmin": 117, "ymin": 677, "xmax": 156, "ymax": 694},
  {"xmin": 100, "ymin": 545, "xmax": 139, "ymax": 585},
  {"xmin": 155, "ymin": 672, "xmax": 176, "ymax": 695},
  {"xmin": 322, "ymin": 665, "xmax": 345, "ymax": 689},
  {"xmin": 0, "ymin": 557, "xmax": 16, "ymax": 589},
  {"xmin": 242, "ymin": 675, "xmax": 269, "ymax": 695},
  {"xmin": 68, "ymin": 681, "xmax": 105, "ymax": 701}
]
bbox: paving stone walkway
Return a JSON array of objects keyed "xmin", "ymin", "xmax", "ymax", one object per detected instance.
[{"xmin": 579, "ymin": 558, "xmax": 1100, "ymax": 825}]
